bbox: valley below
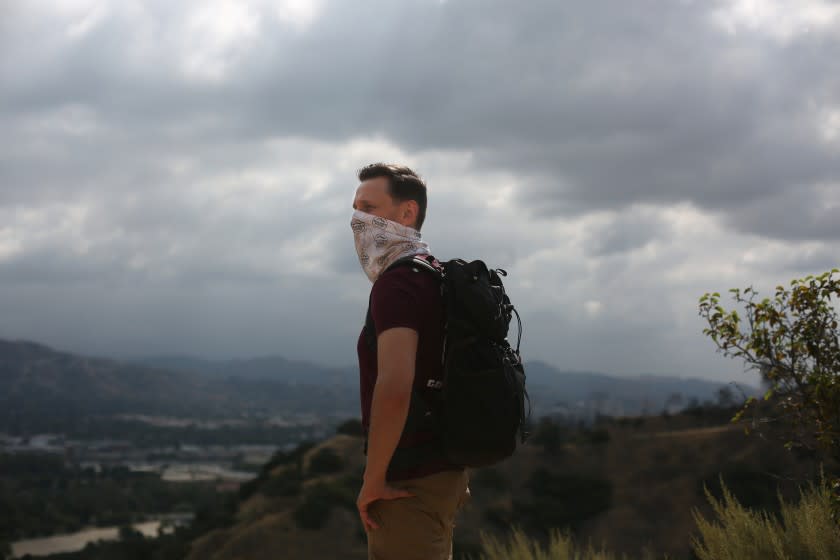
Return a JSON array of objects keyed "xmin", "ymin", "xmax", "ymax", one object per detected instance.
[{"xmin": 3, "ymin": 338, "xmax": 805, "ymax": 560}]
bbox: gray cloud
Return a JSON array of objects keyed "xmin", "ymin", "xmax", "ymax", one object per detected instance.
[
  {"xmin": 5, "ymin": 1, "xmax": 837, "ymax": 238},
  {"xmin": 726, "ymin": 183, "xmax": 840, "ymax": 241},
  {"xmin": 584, "ymin": 209, "xmax": 670, "ymax": 257},
  {"xmin": 0, "ymin": 0, "xmax": 838, "ymax": 381}
]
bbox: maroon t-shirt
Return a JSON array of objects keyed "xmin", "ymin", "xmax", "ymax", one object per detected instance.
[{"xmin": 357, "ymin": 257, "xmax": 463, "ymax": 481}]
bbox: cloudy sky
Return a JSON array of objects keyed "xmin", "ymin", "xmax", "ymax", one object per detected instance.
[{"xmin": 1, "ymin": 0, "xmax": 838, "ymax": 383}]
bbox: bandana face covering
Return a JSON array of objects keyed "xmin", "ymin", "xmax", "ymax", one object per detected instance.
[{"xmin": 350, "ymin": 210, "xmax": 430, "ymax": 283}]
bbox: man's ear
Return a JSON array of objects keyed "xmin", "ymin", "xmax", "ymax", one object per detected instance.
[{"xmin": 401, "ymin": 200, "xmax": 419, "ymax": 229}]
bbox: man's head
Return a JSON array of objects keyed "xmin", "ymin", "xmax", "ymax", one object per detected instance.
[{"xmin": 352, "ymin": 163, "xmax": 427, "ymax": 230}]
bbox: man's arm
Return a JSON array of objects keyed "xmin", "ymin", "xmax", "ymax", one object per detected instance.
[
  {"xmin": 365, "ymin": 326, "xmax": 418, "ymax": 480},
  {"xmin": 356, "ymin": 326, "xmax": 418, "ymax": 530}
]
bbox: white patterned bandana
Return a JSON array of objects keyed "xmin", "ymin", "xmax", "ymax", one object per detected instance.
[{"xmin": 350, "ymin": 210, "xmax": 430, "ymax": 283}]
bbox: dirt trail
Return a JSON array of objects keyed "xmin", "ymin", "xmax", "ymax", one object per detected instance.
[{"xmin": 632, "ymin": 424, "xmax": 741, "ymax": 440}]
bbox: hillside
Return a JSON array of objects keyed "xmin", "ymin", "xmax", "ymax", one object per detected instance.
[
  {"xmin": 187, "ymin": 435, "xmax": 369, "ymax": 560},
  {"xmin": 184, "ymin": 410, "xmax": 826, "ymax": 560}
]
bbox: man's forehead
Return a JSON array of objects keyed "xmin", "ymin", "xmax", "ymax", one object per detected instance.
[
  {"xmin": 353, "ymin": 186, "xmax": 369, "ymax": 202},
  {"xmin": 353, "ymin": 185, "xmax": 373, "ymax": 208},
  {"xmin": 354, "ymin": 179, "xmax": 388, "ymax": 199}
]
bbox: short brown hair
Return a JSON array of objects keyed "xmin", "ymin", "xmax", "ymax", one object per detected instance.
[{"xmin": 358, "ymin": 163, "xmax": 428, "ymax": 230}]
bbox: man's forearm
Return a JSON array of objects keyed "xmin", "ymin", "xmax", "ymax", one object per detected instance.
[{"xmin": 364, "ymin": 381, "xmax": 411, "ymax": 482}]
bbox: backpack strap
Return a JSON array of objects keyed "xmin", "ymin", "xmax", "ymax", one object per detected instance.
[
  {"xmin": 364, "ymin": 297, "xmax": 377, "ymax": 352},
  {"xmin": 362, "ymin": 254, "xmax": 446, "ymax": 470},
  {"xmin": 364, "ymin": 255, "xmax": 442, "ymax": 352},
  {"xmin": 406, "ymin": 254, "xmax": 442, "ymax": 276}
]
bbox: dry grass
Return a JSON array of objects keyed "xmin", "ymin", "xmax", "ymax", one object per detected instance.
[
  {"xmin": 184, "ymin": 415, "xmax": 832, "ymax": 560},
  {"xmin": 475, "ymin": 528, "xmax": 662, "ymax": 560},
  {"xmin": 691, "ymin": 478, "xmax": 840, "ymax": 560},
  {"xmin": 473, "ymin": 481, "xmax": 839, "ymax": 560}
]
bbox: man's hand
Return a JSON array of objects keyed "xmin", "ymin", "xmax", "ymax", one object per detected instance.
[{"xmin": 357, "ymin": 476, "xmax": 414, "ymax": 532}]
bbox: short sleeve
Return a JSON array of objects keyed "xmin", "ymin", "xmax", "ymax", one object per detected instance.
[{"xmin": 370, "ymin": 269, "xmax": 422, "ymax": 335}]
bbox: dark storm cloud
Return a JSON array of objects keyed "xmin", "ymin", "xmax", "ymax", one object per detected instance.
[
  {"xmin": 5, "ymin": 0, "xmax": 836, "ymax": 241},
  {"xmin": 727, "ymin": 183, "xmax": 840, "ymax": 241}
]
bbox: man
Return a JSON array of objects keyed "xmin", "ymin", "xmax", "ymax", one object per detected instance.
[{"xmin": 351, "ymin": 163, "xmax": 470, "ymax": 560}]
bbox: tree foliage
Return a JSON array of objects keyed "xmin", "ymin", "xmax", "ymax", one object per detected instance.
[
  {"xmin": 0, "ymin": 453, "xmax": 221, "ymax": 542},
  {"xmin": 699, "ymin": 269, "xmax": 840, "ymax": 460},
  {"xmin": 699, "ymin": 268, "xmax": 840, "ymax": 523}
]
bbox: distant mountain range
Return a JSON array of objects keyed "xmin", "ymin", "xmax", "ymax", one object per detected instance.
[
  {"xmin": 0, "ymin": 338, "xmax": 757, "ymax": 427},
  {"xmin": 523, "ymin": 361, "xmax": 759, "ymax": 418},
  {"xmin": 126, "ymin": 354, "xmax": 355, "ymax": 386},
  {"xmin": 0, "ymin": 339, "xmax": 357, "ymax": 428}
]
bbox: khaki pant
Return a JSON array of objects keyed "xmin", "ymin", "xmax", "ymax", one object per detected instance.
[{"xmin": 367, "ymin": 469, "xmax": 470, "ymax": 560}]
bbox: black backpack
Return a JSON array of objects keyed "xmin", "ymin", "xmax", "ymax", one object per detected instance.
[{"xmin": 365, "ymin": 255, "xmax": 530, "ymax": 468}]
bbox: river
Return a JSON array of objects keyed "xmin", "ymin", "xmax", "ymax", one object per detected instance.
[{"xmin": 11, "ymin": 516, "xmax": 191, "ymax": 559}]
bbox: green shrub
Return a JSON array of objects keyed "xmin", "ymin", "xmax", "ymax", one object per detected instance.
[
  {"xmin": 241, "ymin": 442, "xmax": 317, "ymax": 501},
  {"xmin": 292, "ymin": 493, "xmax": 333, "ymax": 530},
  {"xmin": 260, "ymin": 470, "xmax": 302, "ymax": 498},
  {"xmin": 483, "ymin": 506, "xmax": 513, "ymax": 531},
  {"xmin": 513, "ymin": 469, "xmax": 612, "ymax": 533},
  {"xmin": 336, "ymin": 418, "xmax": 365, "ymax": 436},
  {"xmin": 261, "ymin": 441, "xmax": 315, "ymax": 476},
  {"xmin": 190, "ymin": 494, "xmax": 237, "ymax": 535},
  {"xmin": 581, "ymin": 428, "xmax": 610, "ymax": 445},
  {"xmin": 292, "ymin": 480, "xmax": 358, "ymax": 530},
  {"xmin": 238, "ymin": 477, "xmax": 261, "ymax": 501},
  {"xmin": 533, "ymin": 417, "xmax": 567, "ymax": 456},
  {"xmin": 307, "ymin": 448, "xmax": 344, "ymax": 476},
  {"xmin": 311, "ymin": 480, "xmax": 357, "ymax": 510},
  {"xmin": 692, "ymin": 479, "xmax": 840, "ymax": 560},
  {"xmin": 471, "ymin": 467, "xmax": 511, "ymax": 492},
  {"xmin": 118, "ymin": 525, "xmax": 145, "ymax": 541}
]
